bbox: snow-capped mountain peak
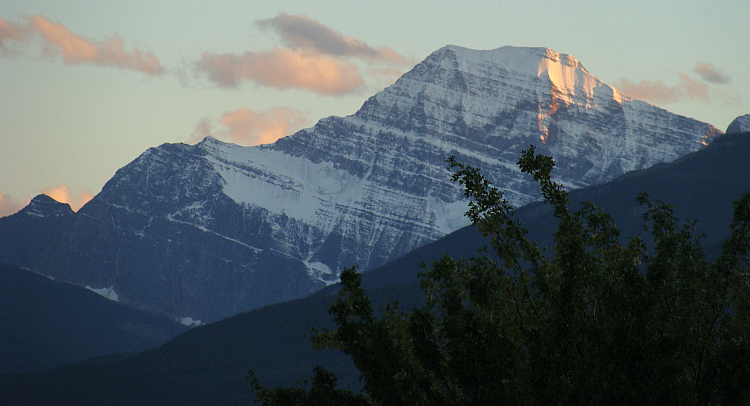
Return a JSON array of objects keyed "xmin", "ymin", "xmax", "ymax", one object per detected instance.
[
  {"xmin": 0, "ymin": 45, "xmax": 721, "ymax": 322},
  {"xmin": 441, "ymin": 45, "xmax": 601, "ymax": 96}
]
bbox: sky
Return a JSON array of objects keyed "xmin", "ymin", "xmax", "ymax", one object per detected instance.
[{"xmin": 0, "ymin": 0, "xmax": 748, "ymax": 217}]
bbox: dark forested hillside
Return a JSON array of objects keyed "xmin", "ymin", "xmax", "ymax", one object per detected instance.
[{"xmin": 0, "ymin": 263, "xmax": 188, "ymax": 374}]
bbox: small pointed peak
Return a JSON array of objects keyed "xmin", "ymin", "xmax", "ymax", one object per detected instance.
[
  {"xmin": 197, "ymin": 135, "xmax": 222, "ymax": 145},
  {"xmin": 20, "ymin": 194, "xmax": 74, "ymax": 218},
  {"xmin": 30, "ymin": 194, "xmax": 61, "ymax": 204},
  {"xmin": 438, "ymin": 44, "xmax": 473, "ymax": 54},
  {"xmin": 726, "ymin": 114, "xmax": 750, "ymax": 135},
  {"xmin": 195, "ymin": 135, "xmax": 229, "ymax": 153}
]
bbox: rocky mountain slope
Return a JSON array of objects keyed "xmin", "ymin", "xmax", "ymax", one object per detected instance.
[
  {"xmin": 3, "ymin": 125, "xmax": 747, "ymax": 406},
  {"xmin": 0, "ymin": 45, "xmax": 720, "ymax": 322}
]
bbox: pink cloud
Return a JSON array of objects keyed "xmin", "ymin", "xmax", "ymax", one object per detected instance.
[
  {"xmin": 0, "ymin": 17, "xmax": 29, "ymax": 55},
  {"xmin": 256, "ymin": 13, "xmax": 411, "ymax": 65},
  {"xmin": 27, "ymin": 15, "xmax": 162, "ymax": 75},
  {"xmin": 28, "ymin": 15, "xmax": 99, "ymax": 63},
  {"xmin": 190, "ymin": 107, "xmax": 308, "ymax": 146},
  {"xmin": 42, "ymin": 184, "xmax": 94, "ymax": 212},
  {"xmin": 616, "ymin": 78, "xmax": 680, "ymax": 103},
  {"xmin": 676, "ymin": 73, "xmax": 709, "ymax": 101},
  {"xmin": 616, "ymin": 74, "xmax": 709, "ymax": 104},
  {"xmin": 693, "ymin": 62, "xmax": 730, "ymax": 84},
  {"xmin": 198, "ymin": 13, "xmax": 414, "ymax": 94},
  {"xmin": 0, "ymin": 192, "xmax": 23, "ymax": 218},
  {"xmin": 222, "ymin": 107, "xmax": 308, "ymax": 145},
  {"xmin": 196, "ymin": 48, "xmax": 364, "ymax": 94},
  {"xmin": 0, "ymin": 15, "xmax": 162, "ymax": 75}
]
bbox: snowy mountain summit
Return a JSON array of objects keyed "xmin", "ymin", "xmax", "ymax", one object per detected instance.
[{"xmin": 0, "ymin": 45, "xmax": 721, "ymax": 322}]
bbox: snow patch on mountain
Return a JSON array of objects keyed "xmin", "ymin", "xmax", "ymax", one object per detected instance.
[
  {"xmin": 179, "ymin": 317, "xmax": 202, "ymax": 327},
  {"xmin": 304, "ymin": 260, "xmax": 338, "ymax": 286},
  {"xmin": 202, "ymin": 137, "xmax": 367, "ymax": 224},
  {"xmin": 86, "ymin": 286, "xmax": 119, "ymax": 302}
]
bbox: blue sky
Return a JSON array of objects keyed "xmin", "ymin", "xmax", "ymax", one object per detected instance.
[{"xmin": 1, "ymin": 0, "xmax": 748, "ymax": 216}]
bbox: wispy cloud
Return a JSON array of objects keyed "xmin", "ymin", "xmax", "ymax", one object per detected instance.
[
  {"xmin": 42, "ymin": 184, "xmax": 94, "ymax": 212},
  {"xmin": 190, "ymin": 107, "xmax": 308, "ymax": 146},
  {"xmin": 714, "ymin": 88, "xmax": 743, "ymax": 107},
  {"xmin": 693, "ymin": 62, "xmax": 730, "ymax": 84},
  {"xmin": 0, "ymin": 17, "xmax": 29, "ymax": 55},
  {"xmin": 616, "ymin": 73, "xmax": 709, "ymax": 104},
  {"xmin": 196, "ymin": 49, "xmax": 364, "ymax": 94},
  {"xmin": 0, "ymin": 15, "xmax": 162, "ymax": 75},
  {"xmin": 197, "ymin": 13, "xmax": 413, "ymax": 95},
  {"xmin": 677, "ymin": 73, "xmax": 709, "ymax": 101},
  {"xmin": 617, "ymin": 59, "xmax": 735, "ymax": 106},
  {"xmin": 0, "ymin": 192, "xmax": 23, "ymax": 217},
  {"xmin": 256, "ymin": 13, "xmax": 410, "ymax": 65}
]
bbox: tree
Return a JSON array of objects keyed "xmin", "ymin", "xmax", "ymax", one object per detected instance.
[{"xmin": 250, "ymin": 146, "xmax": 750, "ymax": 405}]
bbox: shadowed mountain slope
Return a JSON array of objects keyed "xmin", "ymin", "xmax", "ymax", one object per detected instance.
[
  {"xmin": 2, "ymin": 129, "xmax": 747, "ymax": 405},
  {"xmin": 0, "ymin": 262, "xmax": 188, "ymax": 374}
]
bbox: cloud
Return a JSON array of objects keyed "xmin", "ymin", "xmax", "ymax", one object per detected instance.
[
  {"xmin": 190, "ymin": 107, "xmax": 308, "ymax": 146},
  {"xmin": 196, "ymin": 48, "xmax": 364, "ymax": 94},
  {"xmin": 0, "ymin": 15, "xmax": 162, "ymax": 75},
  {"xmin": 616, "ymin": 74, "xmax": 709, "ymax": 104},
  {"xmin": 197, "ymin": 13, "xmax": 413, "ymax": 94},
  {"xmin": 368, "ymin": 66, "xmax": 405, "ymax": 88},
  {"xmin": 693, "ymin": 62, "xmax": 730, "ymax": 84},
  {"xmin": 0, "ymin": 17, "xmax": 29, "ymax": 55},
  {"xmin": 27, "ymin": 16, "xmax": 162, "ymax": 74},
  {"xmin": 713, "ymin": 88, "xmax": 743, "ymax": 107},
  {"xmin": 42, "ymin": 184, "xmax": 94, "ymax": 212},
  {"xmin": 190, "ymin": 117, "xmax": 214, "ymax": 143},
  {"xmin": 676, "ymin": 73, "xmax": 709, "ymax": 101},
  {"xmin": 0, "ymin": 192, "xmax": 23, "ymax": 218},
  {"xmin": 616, "ymin": 78, "xmax": 680, "ymax": 103},
  {"xmin": 256, "ymin": 13, "xmax": 410, "ymax": 65},
  {"xmin": 221, "ymin": 107, "xmax": 308, "ymax": 145}
]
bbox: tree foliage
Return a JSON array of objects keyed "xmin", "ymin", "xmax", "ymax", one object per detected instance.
[{"xmin": 250, "ymin": 146, "xmax": 750, "ymax": 405}]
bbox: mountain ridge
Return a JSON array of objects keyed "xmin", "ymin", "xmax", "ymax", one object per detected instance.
[
  {"xmin": 0, "ymin": 45, "xmax": 721, "ymax": 322},
  {"xmin": 3, "ymin": 129, "xmax": 748, "ymax": 405}
]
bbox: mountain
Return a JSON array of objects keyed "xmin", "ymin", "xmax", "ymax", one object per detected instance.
[
  {"xmin": 727, "ymin": 113, "xmax": 750, "ymax": 135},
  {"xmin": 0, "ymin": 262, "xmax": 188, "ymax": 374},
  {"xmin": 0, "ymin": 45, "xmax": 720, "ymax": 322},
  {"xmin": 2, "ymin": 127, "xmax": 747, "ymax": 406}
]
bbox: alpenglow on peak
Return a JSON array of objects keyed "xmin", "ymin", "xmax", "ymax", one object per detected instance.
[
  {"xmin": 442, "ymin": 45, "xmax": 623, "ymax": 102},
  {"xmin": 353, "ymin": 45, "xmax": 629, "ymax": 129}
]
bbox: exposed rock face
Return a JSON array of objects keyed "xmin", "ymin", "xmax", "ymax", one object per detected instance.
[
  {"xmin": 21, "ymin": 194, "xmax": 74, "ymax": 218},
  {"xmin": 727, "ymin": 114, "xmax": 750, "ymax": 134},
  {"xmin": 0, "ymin": 45, "xmax": 721, "ymax": 322}
]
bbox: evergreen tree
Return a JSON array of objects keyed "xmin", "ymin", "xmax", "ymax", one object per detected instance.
[{"xmin": 250, "ymin": 146, "xmax": 750, "ymax": 405}]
